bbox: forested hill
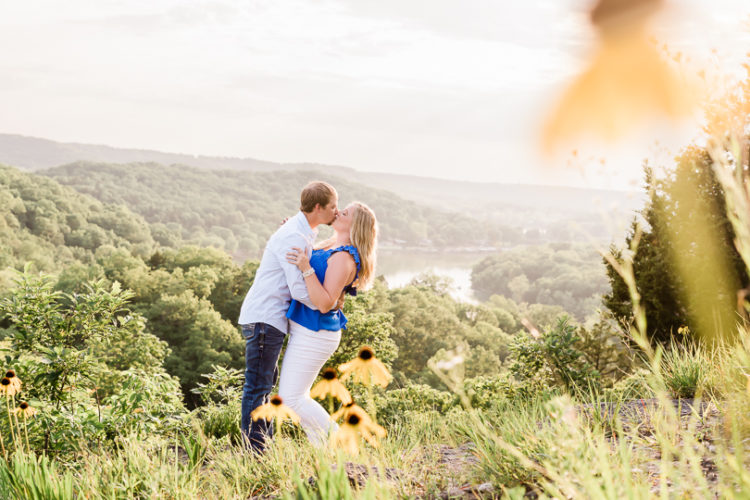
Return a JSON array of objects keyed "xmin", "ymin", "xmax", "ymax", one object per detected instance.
[
  {"xmin": 0, "ymin": 133, "xmax": 291, "ymax": 173},
  {"xmin": 0, "ymin": 134, "xmax": 639, "ymax": 243},
  {"xmin": 0, "ymin": 165, "xmax": 167, "ymax": 287},
  {"xmin": 41, "ymin": 162, "xmax": 521, "ymax": 260}
]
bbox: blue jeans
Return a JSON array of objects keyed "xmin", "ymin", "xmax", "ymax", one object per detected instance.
[{"xmin": 240, "ymin": 322, "xmax": 286, "ymax": 453}]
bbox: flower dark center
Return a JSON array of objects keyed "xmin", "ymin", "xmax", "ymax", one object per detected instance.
[
  {"xmin": 19, "ymin": 402, "xmax": 28, "ymax": 410},
  {"xmin": 270, "ymin": 396, "xmax": 283, "ymax": 406},
  {"xmin": 5, "ymin": 370, "xmax": 15, "ymax": 378},
  {"xmin": 347, "ymin": 414, "xmax": 361, "ymax": 426},
  {"xmin": 322, "ymin": 368, "xmax": 337, "ymax": 380},
  {"xmin": 1, "ymin": 378, "xmax": 9, "ymax": 386},
  {"xmin": 358, "ymin": 347, "xmax": 374, "ymax": 361}
]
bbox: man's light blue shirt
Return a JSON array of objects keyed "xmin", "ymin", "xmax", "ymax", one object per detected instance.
[{"xmin": 238, "ymin": 212, "xmax": 317, "ymax": 332}]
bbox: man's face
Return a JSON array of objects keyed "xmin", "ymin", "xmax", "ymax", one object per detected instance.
[{"xmin": 320, "ymin": 197, "xmax": 339, "ymax": 225}]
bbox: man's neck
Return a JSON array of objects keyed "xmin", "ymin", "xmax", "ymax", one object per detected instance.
[{"xmin": 302, "ymin": 211, "xmax": 318, "ymax": 230}]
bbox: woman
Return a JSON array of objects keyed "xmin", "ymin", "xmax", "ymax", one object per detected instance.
[{"xmin": 280, "ymin": 201, "xmax": 377, "ymax": 445}]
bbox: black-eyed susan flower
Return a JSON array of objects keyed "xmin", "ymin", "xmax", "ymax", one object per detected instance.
[
  {"xmin": 4, "ymin": 371, "xmax": 21, "ymax": 393},
  {"xmin": 331, "ymin": 401, "xmax": 357, "ymax": 422},
  {"xmin": 339, "ymin": 346, "xmax": 392, "ymax": 388},
  {"xmin": 310, "ymin": 368, "xmax": 352, "ymax": 405},
  {"xmin": 332, "ymin": 412, "xmax": 363, "ymax": 455},
  {"xmin": 0, "ymin": 377, "xmax": 18, "ymax": 397},
  {"xmin": 331, "ymin": 402, "xmax": 386, "ymax": 440},
  {"xmin": 332, "ymin": 411, "xmax": 384, "ymax": 454},
  {"xmin": 13, "ymin": 402, "xmax": 36, "ymax": 419},
  {"xmin": 251, "ymin": 395, "xmax": 300, "ymax": 424}
]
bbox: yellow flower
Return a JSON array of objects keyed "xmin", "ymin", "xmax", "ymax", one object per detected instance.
[
  {"xmin": 13, "ymin": 401, "xmax": 37, "ymax": 418},
  {"xmin": 310, "ymin": 368, "xmax": 352, "ymax": 404},
  {"xmin": 331, "ymin": 411, "xmax": 385, "ymax": 454},
  {"xmin": 331, "ymin": 402, "xmax": 386, "ymax": 440},
  {"xmin": 0, "ymin": 377, "xmax": 18, "ymax": 397},
  {"xmin": 339, "ymin": 346, "xmax": 392, "ymax": 388},
  {"xmin": 542, "ymin": 0, "xmax": 698, "ymax": 152},
  {"xmin": 4, "ymin": 370, "xmax": 21, "ymax": 393},
  {"xmin": 251, "ymin": 395, "xmax": 300, "ymax": 424}
]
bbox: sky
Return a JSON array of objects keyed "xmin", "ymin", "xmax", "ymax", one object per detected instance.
[{"xmin": 1, "ymin": 0, "xmax": 749, "ymax": 189}]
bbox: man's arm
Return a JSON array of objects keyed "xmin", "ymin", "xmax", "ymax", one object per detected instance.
[{"xmin": 276, "ymin": 231, "xmax": 317, "ymax": 309}]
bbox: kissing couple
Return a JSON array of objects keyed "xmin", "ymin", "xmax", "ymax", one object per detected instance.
[{"xmin": 237, "ymin": 181, "xmax": 378, "ymax": 453}]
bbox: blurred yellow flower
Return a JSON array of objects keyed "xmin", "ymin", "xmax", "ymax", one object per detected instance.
[
  {"xmin": 331, "ymin": 402, "xmax": 386, "ymax": 440},
  {"xmin": 331, "ymin": 411, "xmax": 384, "ymax": 455},
  {"xmin": 4, "ymin": 370, "xmax": 21, "ymax": 393},
  {"xmin": 542, "ymin": 0, "xmax": 698, "ymax": 151},
  {"xmin": 251, "ymin": 395, "xmax": 300, "ymax": 424},
  {"xmin": 0, "ymin": 377, "xmax": 18, "ymax": 397},
  {"xmin": 339, "ymin": 346, "xmax": 392, "ymax": 388},
  {"xmin": 13, "ymin": 402, "xmax": 37, "ymax": 418},
  {"xmin": 310, "ymin": 367, "xmax": 352, "ymax": 404}
]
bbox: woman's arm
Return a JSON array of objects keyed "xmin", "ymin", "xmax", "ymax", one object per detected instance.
[{"xmin": 287, "ymin": 249, "xmax": 355, "ymax": 313}]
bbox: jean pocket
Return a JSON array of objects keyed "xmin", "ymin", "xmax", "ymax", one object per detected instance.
[{"xmin": 242, "ymin": 323, "xmax": 256, "ymax": 340}]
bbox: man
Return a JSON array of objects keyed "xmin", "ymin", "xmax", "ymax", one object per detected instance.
[{"xmin": 238, "ymin": 181, "xmax": 338, "ymax": 452}]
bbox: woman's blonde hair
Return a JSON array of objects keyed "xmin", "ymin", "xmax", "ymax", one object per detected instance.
[{"xmin": 349, "ymin": 202, "xmax": 378, "ymax": 290}]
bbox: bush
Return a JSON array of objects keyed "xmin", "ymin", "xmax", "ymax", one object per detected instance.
[
  {"xmin": 191, "ymin": 365, "xmax": 243, "ymax": 441},
  {"xmin": 375, "ymin": 384, "xmax": 458, "ymax": 425},
  {"xmin": 0, "ymin": 269, "xmax": 187, "ymax": 454},
  {"xmin": 509, "ymin": 317, "xmax": 601, "ymax": 396},
  {"xmin": 463, "ymin": 374, "xmax": 517, "ymax": 409}
]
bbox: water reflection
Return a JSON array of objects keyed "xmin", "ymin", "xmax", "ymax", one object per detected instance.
[{"xmin": 376, "ymin": 250, "xmax": 494, "ymax": 304}]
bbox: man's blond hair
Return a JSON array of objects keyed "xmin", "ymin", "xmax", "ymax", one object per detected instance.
[{"xmin": 300, "ymin": 181, "xmax": 337, "ymax": 213}]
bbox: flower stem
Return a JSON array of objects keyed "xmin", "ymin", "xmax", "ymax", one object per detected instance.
[
  {"xmin": 23, "ymin": 415, "xmax": 30, "ymax": 454},
  {"xmin": 366, "ymin": 375, "xmax": 376, "ymax": 421},
  {"xmin": 5, "ymin": 395, "xmax": 18, "ymax": 451},
  {"xmin": 0, "ymin": 427, "xmax": 6, "ymax": 461}
]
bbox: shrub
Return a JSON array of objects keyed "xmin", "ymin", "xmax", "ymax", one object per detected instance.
[
  {"xmin": 375, "ymin": 384, "xmax": 458, "ymax": 425},
  {"xmin": 510, "ymin": 317, "xmax": 600, "ymax": 396},
  {"xmin": 191, "ymin": 365, "xmax": 243, "ymax": 441}
]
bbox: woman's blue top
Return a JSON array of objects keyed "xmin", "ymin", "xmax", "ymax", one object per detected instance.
[{"xmin": 286, "ymin": 245, "xmax": 360, "ymax": 331}]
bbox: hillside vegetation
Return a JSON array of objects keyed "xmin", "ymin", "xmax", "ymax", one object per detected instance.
[
  {"xmin": 1, "ymin": 133, "xmax": 639, "ymax": 244},
  {"xmin": 471, "ymin": 243, "xmax": 609, "ymax": 320},
  {"xmin": 42, "ymin": 162, "xmax": 522, "ymax": 259},
  {"xmin": 0, "ymin": 165, "xmax": 163, "ymax": 287}
]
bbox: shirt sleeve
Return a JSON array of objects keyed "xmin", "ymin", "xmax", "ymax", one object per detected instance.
[{"xmin": 275, "ymin": 231, "xmax": 317, "ymax": 310}]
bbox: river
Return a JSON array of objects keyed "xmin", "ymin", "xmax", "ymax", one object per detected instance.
[{"xmin": 376, "ymin": 250, "xmax": 495, "ymax": 303}]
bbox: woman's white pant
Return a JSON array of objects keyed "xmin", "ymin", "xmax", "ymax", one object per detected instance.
[{"xmin": 278, "ymin": 320, "xmax": 341, "ymax": 446}]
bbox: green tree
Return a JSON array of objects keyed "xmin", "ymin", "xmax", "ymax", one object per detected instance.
[
  {"xmin": 604, "ymin": 152, "xmax": 748, "ymax": 344},
  {"xmin": 142, "ymin": 291, "xmax": 244, "ymax": 404}
]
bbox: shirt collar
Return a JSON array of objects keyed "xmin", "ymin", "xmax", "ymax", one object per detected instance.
[{"xmin": 297, "ymin": 211, "xmax": 318, "ymax": 237}]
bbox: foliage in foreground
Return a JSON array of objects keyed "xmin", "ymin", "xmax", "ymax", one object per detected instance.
[{"xmin": 0, "ymin": 269, "xmax": 187, "ymax": 456}]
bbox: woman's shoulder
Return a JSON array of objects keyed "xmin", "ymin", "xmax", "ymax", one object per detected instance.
[{"xmin": 330, "ymin": 245, "xmax": 360, "ymax": 268}]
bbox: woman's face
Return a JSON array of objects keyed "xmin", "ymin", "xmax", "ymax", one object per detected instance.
[{"xmin": 333, "ymin": 203, "xmax": 356, "ymax": 234}]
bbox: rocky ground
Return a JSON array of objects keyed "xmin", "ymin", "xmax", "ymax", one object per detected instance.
[{"xmin": 253, "ymin": 399, "xmax": 726, "ymax": 499}]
